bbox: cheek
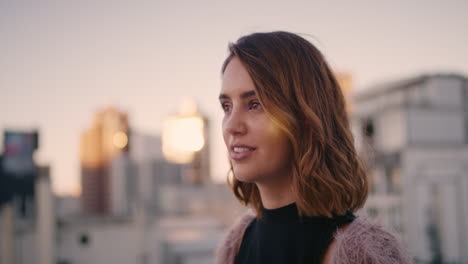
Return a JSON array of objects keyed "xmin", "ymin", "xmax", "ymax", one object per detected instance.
[
  {"xmin": 221, "ymin": 120, "xmax": 229, "ymax": 147},
  {"xmin": 263, "ymin": 119, "xmax": 288, "ymax": 144},
  {"xmin": 266, "ymin": 121, "xmax": 284, "ymax": 140},
  {"xmin": 264, "ymin": 123, "xmax": 291, "ymax": 157}
]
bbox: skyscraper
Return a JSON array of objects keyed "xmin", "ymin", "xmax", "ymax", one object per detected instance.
[
  {"xmin": 80, "ymin": 106, "xmax": 130, "ymax": 215},
  {"xmin": 336, "ymin": 72, "xmax": 353, "ymax": 113},
  {"xmin": 162, "ymin": 98, "xmax": 211, "ymax": 185},
  {"xmin": 352, "ymin": 74, "xmax": 468, "ymax": 263}
]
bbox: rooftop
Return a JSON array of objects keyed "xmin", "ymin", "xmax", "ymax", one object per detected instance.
[{"xmin": 352, "ymin": 73, "xmax": 467, "ymax": 102}]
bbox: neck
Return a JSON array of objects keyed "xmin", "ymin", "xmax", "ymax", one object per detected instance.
[{"xmin": 256, "ymin": 176, "xmax": 295, "ymax": 209}]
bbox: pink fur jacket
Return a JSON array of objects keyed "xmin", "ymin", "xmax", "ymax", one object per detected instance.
[{"xmin": 215, "ymin": 210, "xmax": 412, "ymax": 264}]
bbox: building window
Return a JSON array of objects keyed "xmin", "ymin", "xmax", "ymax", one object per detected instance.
[
  {"xmin": 389, "ymin": 206, "xmax": 402, "ymax": 233},
  {"xmin": 368, "ymin": 169, "xmax": 382, "ymax": 194},
  {"xmin": 363, "ymin": 118, "xmax": 375, "ymax": 140},
  {"xmin": 360, "ymin": 118, "xmax": 377, "ymax": 169},
  {"xmin": 367, "ymin": 207, "xmax": 378, "ymax": 218},
  {"xmin": 464, "ymin": 81, "xmax": 468, "ymax": 144},
  {"xmin": 385, "ymin": 166, "xmax": 402, "ymax": 194},
  {"xmin": 79, "ymin": 233, "xmax": 91, "ymax": 247}
]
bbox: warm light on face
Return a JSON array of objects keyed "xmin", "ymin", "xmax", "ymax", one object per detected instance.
[
  {"xmin": 112, "ymin": 131, "xmax": 128, "ymax": 149},
  {"xmin": 162, "ymin": 115, "xmax": 205, "ymax": 164},
  {"xmin": 221, "ymin": 57, "xmax": 293, "ymax": 183}
]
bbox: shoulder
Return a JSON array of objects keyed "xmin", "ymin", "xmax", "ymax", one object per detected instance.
[
  {"xmin": 330, "ymin": 216, "xmax": 412, "ymax": 264},
  {"xmin": 214, "ymin": 209, "xmax": 256, "ymax": 264}
]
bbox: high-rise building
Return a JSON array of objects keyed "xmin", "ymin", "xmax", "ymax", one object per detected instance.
[
  {"xmin": 336, "ymin": 72, "xmax": 354, "ymax": 113},
  {"xmin": 162, "ymin": 98, "xmax": 211, "ymax": 185},
  {"xmin": 1, "ymin": 130, "xmax": 39, "ymax": 217},
  {"xmin": 351, "ymin": 74, "xmax": 468, "ymax": 263},
  {"xmin": 80, "ymin": 106, "xmax": 130, "ymax": 215}
]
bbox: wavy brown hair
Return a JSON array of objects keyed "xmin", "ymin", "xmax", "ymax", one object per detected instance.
[{"xmin": 221, "ymin": 31, "xmax": 368, "ymax": 218}]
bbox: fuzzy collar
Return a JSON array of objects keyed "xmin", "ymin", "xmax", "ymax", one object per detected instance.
[{"xmin": 215, "ymin": 210, "xmax": 411, "ymax": 264}]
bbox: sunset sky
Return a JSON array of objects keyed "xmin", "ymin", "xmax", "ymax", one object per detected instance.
[{"xmin": 1, "ymin": 0, "xmax": 467, "ymax": 196}]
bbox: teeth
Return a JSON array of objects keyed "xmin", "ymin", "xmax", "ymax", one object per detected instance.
[{"xmin": 233, "ymin": 147, "xmax": 252, "ymax": 152}]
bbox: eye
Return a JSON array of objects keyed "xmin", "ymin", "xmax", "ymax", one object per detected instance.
[
  {"xmin": 220, "ymin": 102, "xmax": 231, "ymax": 113},
  {"xmin": 248, "ymin": 101, "xmax": 262, "ymax": 111}
]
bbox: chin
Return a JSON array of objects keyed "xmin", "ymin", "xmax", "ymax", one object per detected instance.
[{"xmin": 233, "ymin": 166, "xmax": 261, "ymax": 183}]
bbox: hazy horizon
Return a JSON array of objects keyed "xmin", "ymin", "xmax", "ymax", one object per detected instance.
[{"xmin": 2, "ymin": 0, "xmax": 467, "ymax": 196}]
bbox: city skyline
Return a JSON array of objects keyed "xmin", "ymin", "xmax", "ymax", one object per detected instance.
[{"xmin": 1, "ymin": 0, "xmax": 468, "ymax": 195}]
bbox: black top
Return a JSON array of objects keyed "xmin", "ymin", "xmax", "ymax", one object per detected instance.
[{"xmin": 234, "ymin": 203, "xmax": 356, "ymax": 264}]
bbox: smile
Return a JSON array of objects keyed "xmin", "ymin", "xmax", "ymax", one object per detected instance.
[{"xmin": 230, "ymin": 148, "xmax": 256, "ymax": 161}]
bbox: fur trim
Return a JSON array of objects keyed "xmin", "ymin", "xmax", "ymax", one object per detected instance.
[
  {"xmin": 214, "ymin": 210, "xmax": 256, "ymax": 264},
  {"xmin": 330, "ymin": 216, "xmax": 412, "ymax": 264},
  {"xmin": 214, "ymin": 213, "xmax": 412, "ymax": 264}
]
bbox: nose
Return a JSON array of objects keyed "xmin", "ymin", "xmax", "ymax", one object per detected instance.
[{"xmin": 223, "ymin": 106, "xmax": 247, "ymax": 136}]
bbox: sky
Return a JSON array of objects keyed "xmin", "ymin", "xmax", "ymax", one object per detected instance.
[{"xmin": 1, "ymin": 0, "xmax": 467, "ymax": 196}]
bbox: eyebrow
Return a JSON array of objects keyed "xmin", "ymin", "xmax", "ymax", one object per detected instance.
[{"xmin": 218, "ymin": 90, "xmax": 256, "ymax": 100}]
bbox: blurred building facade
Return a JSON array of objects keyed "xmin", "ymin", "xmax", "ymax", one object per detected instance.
[
  {"xmin": 336, "ymin": 72, "xmax": 354, "ymax": 113},
  {"xmin": 47, "ymin": 102, "xmax": 239, "ymax": 264},
  {"xmin": 0, "ymin": 131, "xmax": 39, "ymax": 217},
  {"xmin": 351, "ymin": 74, "xmax": 468, "ymax": 263},
  {"xmin": 80, "ymin": 106, "xmax": 130, "ymax": 215},
  {"xmin": 56, "ymin": 111, "xmax": 240, "ymax": 264},
  {"xmin": 0, "ymin": 130, "xmax": 55, "ymax": 264},
  {"xmin": 2, "ymin": 102, "xmax": 243, "ymax": 264},
  {"xmin": 162, "ymin": 98, "xmax": 211, "ymax": 185},
  {"xmin": 80, "ymin": 103, "xmax": 213, "ymax": 218}
]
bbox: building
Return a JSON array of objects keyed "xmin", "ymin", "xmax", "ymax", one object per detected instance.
[
  {"xmin": 2, "ymin": 102, "xmax": 241, "ymax": 264},
  {"xmin": 162, "ymin": 98, "xmax": 211, "ymax": 185},
  {"xmin": 336, "ymin": 72, "xmax": 354, "ymax": 113},
  {"xmin": 351, "ymin": 74, "xmax": 468, "ymax": 263},
  {"xmin": 0, "ymin": 130, "xmax": 42, "ymax": 264},
  {"xmin": 109, "ymin": 132, "xmax": 186, "ymax": 217},
  {"xmin": 0, "ymin": 163, "xmax": 54, "ymax": 264},
  {"xmin": 80, "ymin": 106, "xmax": 130, "ymax": 215},
  {"xmin": 80, "ymin": 102, "xmax": 211, "ymax": 217}
]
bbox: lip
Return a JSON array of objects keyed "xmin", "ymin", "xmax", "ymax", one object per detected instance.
[{"xmin": 230, "ymin": 144, "xmax": 257, "ymax": 161}]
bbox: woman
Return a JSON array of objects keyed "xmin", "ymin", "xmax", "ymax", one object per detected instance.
[{"xmin": 215, "ymin": 31, "xmax": 411, "ymax": 264}]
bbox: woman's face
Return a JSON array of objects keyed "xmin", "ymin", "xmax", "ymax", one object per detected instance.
[{"xmin": 219, "ymin": 57, "xmax": 292, "ymax": 184}]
